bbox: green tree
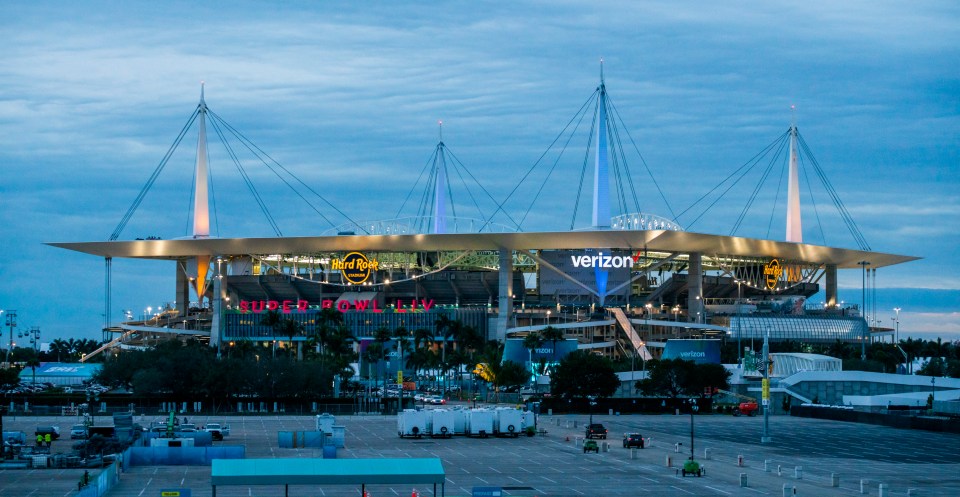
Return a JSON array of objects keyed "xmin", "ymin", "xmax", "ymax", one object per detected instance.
[
  {"xmin": 550, "ymin": 350, "xmax": 619, "ymax": 401},
  {"xmin": 522, "ymin": 332, "xmax": 544, "ymax": 391}
]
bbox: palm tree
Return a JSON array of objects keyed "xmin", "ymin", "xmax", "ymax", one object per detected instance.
[
  {"xmin": 522, "ymin": 331, "xmax": 544, "ymax": 392},
  {"xmin": 50, "ymin": 339, "xmax": 70, "ymax": 362},
  {"xmin": 372, "ymin": 326, "xmax": 392, "ymax": 393},
  {"xmin": 540, "ymin": 326, "xmax": 565, "ymax": 370},
  {"xmin": 259, "ymin": 310, "xmax": 283, "ymax": 358},
  {"xmin": 279, "ymin": 318, "xmax": 305, "ymax": 360}
]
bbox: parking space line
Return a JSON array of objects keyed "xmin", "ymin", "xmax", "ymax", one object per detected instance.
[
  {"xmin": 489, "ymin": 466, "xmax": 501, "ymax": 473},
  {"xmin": 704, "ymin": 485, "xmax": 732, "ymax": 495},
  {"xmin": 541, "ymin": 476, "xmax": 558, "ymax": 484},
  {"xmin": 669, "ymin": 485, "xmax": 695, "ymax": 495}
]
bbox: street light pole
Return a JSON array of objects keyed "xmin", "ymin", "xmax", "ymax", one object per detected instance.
[
  {"xmin": 858, "ymin": 261, "xmax": 871, "ymax": 360},
  {"xmin": 761, "ymin": 331, "xmax": 772, "ymax": 444},
  {"xmin": 4, "ymin": 311, "xmax": 16, "ymax": 366},
  {"xmin": 736, "ymin": 280, "xmax": 742, "ymax": 367},
  {"xmin": 893, "ymin": 307, "xmax": 901, "ymax": 343}
]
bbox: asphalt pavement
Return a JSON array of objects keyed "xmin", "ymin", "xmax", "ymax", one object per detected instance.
[{"xmin": 1, "ymin": 406, "xmax": 958, "ymax": 497}]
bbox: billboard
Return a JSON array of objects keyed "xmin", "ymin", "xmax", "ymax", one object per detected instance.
[
  {"xmin": 502, "ymin": 338, "xmax": 580, "ymax": 367},
  {"xmin": 662, "ymin": 339, "xmax": 721, "ymax": 364},
  {"xmin": 538, "ymin": 249, "xmax": 633, "ymax": 298}
]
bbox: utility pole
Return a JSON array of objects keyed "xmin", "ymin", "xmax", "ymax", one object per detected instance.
[
  {"xmin": 4, "ymin": 311, "xmax": 16, "ymax": 366},
  {"xmin": 761, "ymin": 331, "xmax": 772, "ymax": 443},
  {"xmin": 858, "ymin": 261, "xmax": 870, "ymax": 360}
]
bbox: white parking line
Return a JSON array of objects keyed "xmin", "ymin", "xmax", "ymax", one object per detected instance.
[
  {"xmin": 489, "ymin": 467, "xmax": 501, "ymax": 473},
  {"xmin": 541, "ymin": 476, "xmax": 558, "ymax": 484},
  {"xmin": 669, "ymin": 485, "xmax": 695, "ymax": 495},
  {"xmin": 704, "ymin": 485, "xmax": 732, "ymax": 495}
]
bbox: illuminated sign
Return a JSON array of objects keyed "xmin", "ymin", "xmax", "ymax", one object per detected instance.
[
  {"xmin": 763, "ymin": 259, "xmax": 782, "ymax": 290},
  {"xmin": 569, "ymin": 251, "xmax": 636, "ymax": 268},
  {"xmin": 331, "ymin": 252, "xmax": 379, "ymax": 284},
  {"xmin": 238, "ymin": 298, "xmax": 435, "ymax": 314}
]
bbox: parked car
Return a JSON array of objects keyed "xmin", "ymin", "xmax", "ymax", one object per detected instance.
[
  {"xmin": 203, "ymin": 423, "xmax": 230, "ymax": 441},
  {"xmin": 70, "ymin": 425, "xmax": 88, "ymax": 439},
  {"xmin": 179, "ymin": 423, "xmax": 197, "ymax": 432},
  {"xmin": 585, "ymin": 423, "xmax": 607, "ymax": 439},
  {"xmin": 583, "ymin": 440, "xmax": 600, "ymax": 453},
  {"xmin": 35, "ymin": 426, "xmax": 60, "ymax": 440},
  {"xmin": 427, "ymin": 396, "xmax": 445, "ymax": 405},
  {"xmin": 622, "ymin": 433, "xmax": 644, "ymax": 448}
]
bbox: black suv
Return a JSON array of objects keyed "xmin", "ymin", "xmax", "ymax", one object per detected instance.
[
  {"xmin": 622, "ymin": 432, "xmax": 644, "ymax": 448},
  {"xmin": 585, "ymin": 423, "xmax": 607, "ymax": 439}
]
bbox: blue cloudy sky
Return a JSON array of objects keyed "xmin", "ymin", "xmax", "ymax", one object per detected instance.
[{"xmin": 1, "ymin": 1, "xmax": 958, "ymax": 343}]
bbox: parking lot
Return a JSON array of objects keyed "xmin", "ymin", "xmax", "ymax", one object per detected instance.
[{"xmin": 2, "ymin": 407, "xmax": 959, "ymax": 496}]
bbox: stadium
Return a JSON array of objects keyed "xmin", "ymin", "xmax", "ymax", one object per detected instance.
[{"xmin": 50, "ymin": 76, "xmax": 918, "ymax": 377}]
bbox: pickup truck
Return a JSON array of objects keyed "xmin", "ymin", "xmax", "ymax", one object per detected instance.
[{"xmin": 203, "ymin": 423, "xmax": 231, "ymax": 441}]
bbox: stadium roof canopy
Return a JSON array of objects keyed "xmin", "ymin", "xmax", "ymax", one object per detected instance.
[{"xmin": 49, "ymin": 229, "xmax": 918, "ymax": 269}]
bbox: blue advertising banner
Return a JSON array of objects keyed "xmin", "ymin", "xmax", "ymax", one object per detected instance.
[{"xmin": 662, "ymin": 339, "xmax": 721, "ymax": 364}]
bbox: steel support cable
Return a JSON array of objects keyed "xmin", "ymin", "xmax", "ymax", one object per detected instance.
[
  {"xmin": 799, "ymin": 152, "xmax": 827, "ymax": 244},
  {"xmin": 731, "ymin": 137, "xmax": 788, "ymax": 236},
  {"xmin": 110, "ymin": 107, "xmax": 200, "ymax": 240},
  {"xmin": 805, "ymin": 135, "xmax": 871, "ymax": 250},
  {"xmin": 798, "ymin": 134, "xmax": 868, "ymax": 249},
  {"xmin": 608, "ymin": 96, "xmax": 677, "ymax": 222},
  {"xmin": 185, "ymin": 159, "xmax": 198, "ymax": 235},
  {"xmin": 798, "ymin": 134, "xmax": 870, "ymax": 250},
  {"xmin": 444, "ymin": 147, "xmax": 523, "ymax": 230},
  {"xmin": 607, "ymin": 104, "xmax": 642, "ymax": 214},
  {"xmin": 207, "ymin": 116, "xmax": 283, "ymax": 236},
  {"xmin": 443, "ymin": 149, "xmax": 483, "ymax": 223},
  {"xmin": 681, "ymin": 130, "xmax": 789, "ymax": 229},
  {"xmin": 607, "ymin": 96, "xmax": 644, "ymax": 214},
  {"xmin": 482, "ymin": 89, "xmax": 599, "ymax": 231},
  {"xmin": 207, "ymin": 110, "xmax": 368, "ymax": 234},
  {"xmin": 416, "ymin": 164, "xmax": 438, "ymax": 232},
  {"xmin": 396, "ymin": 145, "xmax": 439, "ymax": 218},
  {"xmin": 442, "ymin": 151, "xmax": 458, "ymax": 219},
  {"xmin": 765, "ymin": 143, "xmax": 790, "ymax": 239},
  {"xmin": 208, "ymin": 111, "xmax": 337, "ymax": 235},
  {"xmin": 568, "ymin": 99, "xmax": 599, "ymax": 229}
]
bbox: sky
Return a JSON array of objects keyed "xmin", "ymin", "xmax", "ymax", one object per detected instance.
[{"xmin": 1, "ymin": 1, "xmax": 958, "ymax": 344}]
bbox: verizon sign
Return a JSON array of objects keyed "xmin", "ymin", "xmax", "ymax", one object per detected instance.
[
  {"xmin": 539, "ymin": 249, "xmax": 632, "ymax": 297},
  {"xmin": 570, "ymin": 252, "xmax": 635, "ymax": 268}
]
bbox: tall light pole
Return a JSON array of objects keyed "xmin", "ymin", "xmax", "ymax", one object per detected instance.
[
  {"xmin": 858, "ymin": 261, "xmax": 871, "ymax": 360},
  {"xmin": 761, "ymin": 331, "xmax": 772, "ymax": 444},
  {"xmin": 4, "ymin": 311, "xmax": 16, "ymax": 366},
  {"xmin": 736, "ymin": 280, "xmax": 742, "ymax": 367},
  {"xmin": 893, "ymin": 307, "xmax": 901, "ymax": 343}
]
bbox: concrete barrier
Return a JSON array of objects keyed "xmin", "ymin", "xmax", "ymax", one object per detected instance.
[
  {"xmin": 831, "ymin": 473, "xmax": 839, "ymax": 487},
  {"xmin": 740, "ymin": 473, "xmax": 748, "ymax": 487}
]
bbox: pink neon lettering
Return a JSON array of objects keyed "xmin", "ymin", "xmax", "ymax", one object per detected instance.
[
  {"xmin": 282, "ymin": 300, "xmax": 292, "ymax": 313},
  {"xmin": 337, "ymin": 300, "xmax": 351, "ymax": 312},
  {"xmin": 267, "ymin": 300, "xmax": 279, "ymax": 311},
  {"xmin": 322, "ymin": 299, "xmax": 333, "ymax": 309},
  {"xmin": 421, "ymin": 299, "xmax": 434, "ymax": 312},
  {"xmin": 251, "ymin": 301, "xmax": 265, "ymax": 313},
  {"xmin": 297, "ymin": 300, "xmax": 308, "ymax": 312},
  {"xmin": 354, "ymin": 300, "xmax": 370, "ymax": 311}
]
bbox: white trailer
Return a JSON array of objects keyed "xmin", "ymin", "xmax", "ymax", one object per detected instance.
[
  {"xmin": 451, "ymin": 408, "xmax": 468, "ymax": 435},
  {"xmin": 494, "ymin": 408, "xmax": 523, "ymax": 437},
  {"xmin": 397, "ymin": 409, "xmax": 429, "ymax": 438},
  {"xmin": 467, "ymin": 409, "xmax": 494, "ymax": 438},
  {"xmin": 521, "ymin": 410, "xmax": 536, "ymax": 432},
  {"xmin": 430, "ymin": 409, "xmax": 455, "ymax": 438}
]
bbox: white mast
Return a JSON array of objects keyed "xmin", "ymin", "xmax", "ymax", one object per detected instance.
[
  {"xmin": 433, "ymin": 120, "xmax": 448, "ymax": 234},
  {"xmin": 191, "ymin": 82, "xmax": 211, "ymax": 307},
  {"xmin": 592, "ymin": 59, "xmax": 610, "ymax": 229},
  {"xmin": 786, "ymin": 106, "xmax": 802, "ymax": 243},
  {"xmin": 193, "ymin": 82, "xmax": 210, "ymax": 239}
]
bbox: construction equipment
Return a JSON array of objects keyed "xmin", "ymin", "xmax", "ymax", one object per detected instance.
[{"xmin": 716, "ymin": 389, "xmax": 759, "ymax": 417}]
